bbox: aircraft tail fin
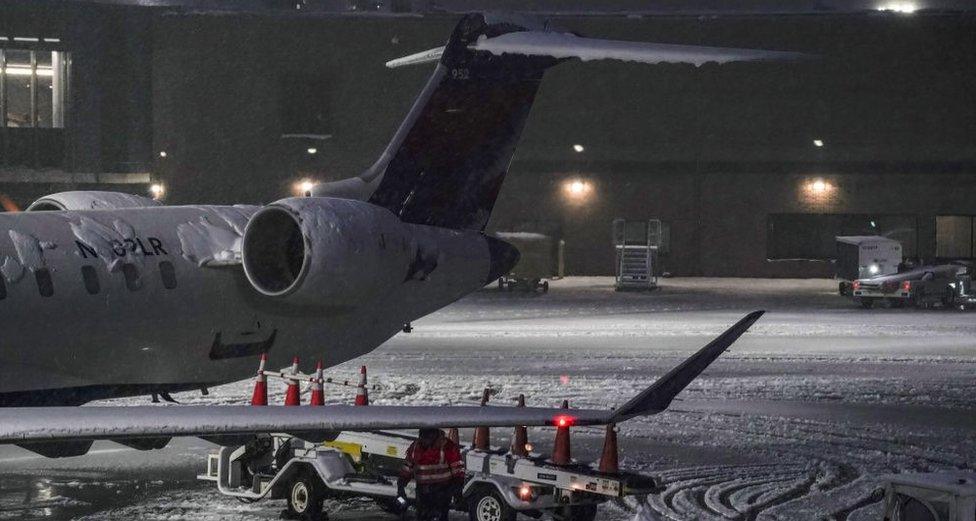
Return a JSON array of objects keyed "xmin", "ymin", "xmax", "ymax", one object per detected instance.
[
  {"xmin": 364, "ymin": 13, "xmax": 554, "ymax": 231},
  {"xmin": 360, "ymin": 13, "xmax": 808, "ymax": 231}
]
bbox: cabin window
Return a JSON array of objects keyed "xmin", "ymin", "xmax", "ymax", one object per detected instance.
[
  {"xmin": 81, "ymin": 265, "xmax": 99, "ymax": 295},
  {"xmin": 121, "ymin": 263, "xmax": 141, "ymax": 291},
  {"xmin": 158, "ymin": 261, "xmax": 177, "ymax": 289},
  {"xmin": 34, "ymin": 268, "xmax": 53, "ymax": 297}
]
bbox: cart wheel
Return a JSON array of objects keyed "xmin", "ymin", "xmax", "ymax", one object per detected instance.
[
  {"xmin": 942, "ymin": 289, "xmax": 955, "ymax": 308},
  {"xmin": 555, "ymin": 504, "xmax": 598, "ymax": 521},
  {"xmin": 376, "ymin": 497, "xmax": 404, "ymax": 515},
  {"xmin": 286, "ymin": 470, "xmax": 324, "ymax": 521},
  {"xmin": 467, "ymin": 487, "xmax": 515, "ymax": 521},
  {"xmin": 541, "ymin": 281, "xmax": 549, "ymax": 293}
]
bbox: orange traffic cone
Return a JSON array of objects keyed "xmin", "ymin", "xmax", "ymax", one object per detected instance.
[
  {"xmin": 472, "ymin": 388, "xmax": 491, "ymax": 450},
  {"xmin": 250, "ymin": 353, "xmax": 268, "ymax": 406},
  {"xmin": 598, "ymin": 423, "xmax": 619, "ymax": 474},
  {"xmin": 310, "ymin": 360, "xmax": 325, "ymax": 406},
  {"xmin": 284, "ymin": 356, "xmax": 301, "ymax": 406},
  {"xmin": 511, "ymin": 394, "xmax": 528, "ymax": 457},
  {"xmin": 551, "ymin": 400, "xmax": 572, "ymax": 465},
  {"xmin": 447, "ymin": 427, "xmax": 460, "ymax": 445},
  {"xmin": 354, "ymin": 365, "xmax": 369, "ymax": 406}
]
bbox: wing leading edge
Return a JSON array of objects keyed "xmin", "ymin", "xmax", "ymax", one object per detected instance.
[{"xmin": 0, "ymin": 311, "xmax": 762, "ymax": 456}]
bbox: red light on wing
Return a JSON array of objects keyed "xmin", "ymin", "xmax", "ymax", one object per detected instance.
[{"xmin": 553, "ymin": 415, "xmax": 576, "ymax": 428}]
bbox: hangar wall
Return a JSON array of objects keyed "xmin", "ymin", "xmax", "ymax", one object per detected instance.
[{"xmin": 3, "ymin": 5, "xmax": 976, "ymax": 277}]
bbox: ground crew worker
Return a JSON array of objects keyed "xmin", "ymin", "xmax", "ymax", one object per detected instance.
[{"xmin": 398, "ymin": 427, "xmax": 465, "ymax": 521}]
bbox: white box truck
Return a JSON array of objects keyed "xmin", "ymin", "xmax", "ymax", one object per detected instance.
[{"xmin": 836, "ymin": 236, "xmax": 903, "ymax": 295}]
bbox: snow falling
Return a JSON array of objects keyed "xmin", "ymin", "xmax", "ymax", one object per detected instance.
[{"xmin": 2, "ymin": 277, "xmax": 975, "ymax": 520}]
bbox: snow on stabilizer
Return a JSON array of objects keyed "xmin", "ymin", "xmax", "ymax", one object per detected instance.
[
  {"xmin": 468, "ymin": 31, "xmax": 809, "ymax": 66},
  {"xmin": 386, "ymin": 28, "xmax": 809, "ymax": 69},
  {"xmin": 385, "ymin": 46, "xmax": 444, "ymax": 68}
]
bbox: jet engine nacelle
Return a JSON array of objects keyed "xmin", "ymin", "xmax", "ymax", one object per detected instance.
[
  {"xmin": 28, "ymin": 191, "xmax": 162, "ymax": 211},
  {"xmin": 241, "ymin": 197, "xmax": 413, "ymax": 307}
]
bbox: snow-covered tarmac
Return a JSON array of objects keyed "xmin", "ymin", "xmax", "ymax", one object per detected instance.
[{"xmin": 2, "ymin": 277, "xmax": 975, "ymax": 520}]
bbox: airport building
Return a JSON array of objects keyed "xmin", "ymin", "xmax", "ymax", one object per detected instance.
[{"xmin": 2, "ymin": 1, "xmax": 975, "ymax": 277}]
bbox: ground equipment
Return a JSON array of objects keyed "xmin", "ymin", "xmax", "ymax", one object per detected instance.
[
  {"xmin": 850, "ymin": 263, "xmax": 970, "ymax": 309},
  {"xmin": 494, "ymin": 232, "xmax": 564, "ymax": 293},
  {"xmin": 835, "ymin": 235, "xmax": 903, "ymax": 295},
  {"xmin": 201, "ymin": 361, "xmax": 661, "ymax": 520},
  {"xmin": 200, "ymin": 430, "xmax": 659, "ymax": 521},
  {"xmin": 879, "ymin": 471, "xmax": 976, "ymax": 521},
  {"xmin": 613, "ymin": 219, "xmax": 666, "ymax": 291}
]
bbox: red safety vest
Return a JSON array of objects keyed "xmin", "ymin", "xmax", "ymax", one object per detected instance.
[{"xmin": 400, "ymin": 437, "xmax": 464, "ymax": 485}]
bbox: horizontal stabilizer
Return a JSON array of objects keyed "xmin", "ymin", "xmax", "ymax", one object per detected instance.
[
  {"xmin": 385, "ymin": 28, "xmax": 809, "ymax": 69},
  {"xmin": 386, "ymin": 46, "xmax": 445, "ymax": 68},
  {"xmin": 469, "ymin": 32, "xmax": 809, "ymax": 66}
]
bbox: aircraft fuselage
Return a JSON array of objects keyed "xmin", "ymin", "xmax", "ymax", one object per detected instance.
[{"xmin": 0, "ymin": 204, "xmax": 494, "ymax": 405}]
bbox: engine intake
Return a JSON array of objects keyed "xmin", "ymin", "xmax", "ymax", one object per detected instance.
[{"xmin": 241, "ymin": 207, "xmax": 306, "ymax": 296}]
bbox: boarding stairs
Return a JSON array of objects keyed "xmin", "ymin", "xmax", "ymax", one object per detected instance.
[{"xmin": 613, "ymin": 219, "xmax": 661, "ymax": 291}]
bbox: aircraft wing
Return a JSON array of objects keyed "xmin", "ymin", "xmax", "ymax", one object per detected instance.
[{"xmin": 0, "ymin": 311, "xmax": 762, "ymax": 457}]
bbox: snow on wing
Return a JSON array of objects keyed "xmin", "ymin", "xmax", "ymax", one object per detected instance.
[
  {"xmin": 0, "ymin": 311, "xmax": 762, "ymax": 453},
  {"xmin": 470, "ymin": 32, "xmax": 809, "ymax": 66},
  {"xmin": 0, "ymin": 405, "xmax": 613, "ymax": 444}
]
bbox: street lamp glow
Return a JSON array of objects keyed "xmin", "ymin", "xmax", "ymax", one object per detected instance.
[
  {"xmin": 811, "ymin": 179, "xmax": 827, "ymax": 193},
  {"xmin": 307, "ymin": 147, "xmax": 318, "ymax": 155},
  {"xmin": 562, "ymin": 178, "xmax": 593, "ymax": 204},
  {"xmin": 296, "ymin": 180, "xmax": 315, "ymax": 197},
  {"xmin": 159, "ymin": 151, "xmax": 167, "ymax": 158},
  {"xmin": 813, "ymin": 139, "xmax": 824, "ymax": 147},
  {"xmin": 878, "ymin": 2, "xmax": 917, "ymax": 13},
  {"xmin": 572, "ymin": 144, "xmax": 585, "ymax": 153},
  {"xmin": 149, "ymin": 184, "xmax": 165, "ymax": 200}
]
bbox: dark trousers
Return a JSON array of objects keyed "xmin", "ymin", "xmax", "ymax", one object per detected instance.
[{"xmin": 415, "ymin": 483, "xmax": 453, "ymax": 521}]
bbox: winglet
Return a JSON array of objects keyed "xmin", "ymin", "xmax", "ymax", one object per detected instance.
[{"xmin": 611, "ymin": 310, "xmax": 764, "ymax": 422}]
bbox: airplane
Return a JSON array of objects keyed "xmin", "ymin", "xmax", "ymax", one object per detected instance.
[{"xmin": 0, "ymin": 12, "xmax": 797, "ymax": 456}]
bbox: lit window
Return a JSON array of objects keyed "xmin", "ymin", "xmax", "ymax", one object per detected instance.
[
  {"xmin": 158, "ymin": 261, "xmax": 177, "ymax": 290},
  {"xmin": 81, "ymin": 265, "xmax": 100, "ymax": 295},
  {"xmin": 0, "ymin": 48, "xmax": 69, "ymax": 129}
]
